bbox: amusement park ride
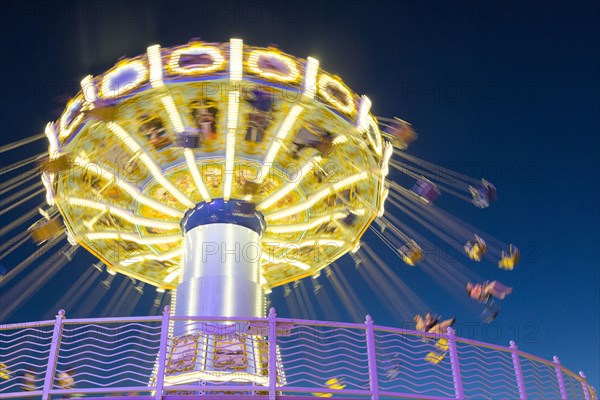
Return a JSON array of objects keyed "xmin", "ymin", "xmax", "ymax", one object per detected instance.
[{"xmin": 0, "ymin": 39, "xmax": 596, "ymax": 399}]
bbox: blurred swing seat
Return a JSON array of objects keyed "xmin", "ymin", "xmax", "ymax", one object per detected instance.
[
  {"xmin": 469, "ymin": 179, "xmax": 497, "ymax": 208},
  {"xmin": 0, "ymin": 362, "xmax": 10, "ymax": 380},
  {"xmin": 399, "ymin": 240, "xmax": 423, "ymax": 266},
  {"xmin": 498, "ymin": 245, "xmax": 519, "ymax": 270},
  {"xmin": 435, "ymin": 338, "xmax": 449, "ymax": 352},
  {"xmin": 385, "ymin": 118, "xmax": 417, "ymax": 149},
  {"xmin": 481, "ymin": 300, "xmax": 501, "ymax": 323},
  {"xmin": 29, "ymin": 216, "xmax": 64, "ymax": 244},
  {"xmin": 411, "ymin": 177, "xmax": 441, "ymax": 204},
  {"xmin": 425, "ymin": 351, "xmax": 446, "ymax": 365},
  {"xmin": 464, "ymin": 235, "xmax": 487, "ymax": 261},
  {"xmin": 312, "ymin": 377, "xmax": 345, "ymax": 397}
]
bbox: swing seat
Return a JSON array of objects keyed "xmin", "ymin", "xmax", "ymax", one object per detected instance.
[
  {"xmin": 435, "ymin": 338, "xmax": 449, "ymax": 352},
  {"xmin": 469, "ymin": 186, "xmax": 489, "ymax": 208},
  {"xmin": 481, "ymin": 301, "xmax": 501, "ymax": 323},
  {"xmin": 499, "ymin": 245, "xmax": 519, "ymax": 270},
  {"xmin": 469, "ymin": 179, "xmax": 497, "ymax": 208},
  {"xmin": 481, "ymin": 179, "xmax": 497, "ymax": 202},
  {"xmin": 312, "ymin": 377, "xmax": 345, "ymax": 395},
  {"xmin": 326, "ymin": 378, "xmax": 346, "ymax": 390},
  {"xmin": 411, "ymin": 178, "xmax": 441, "ymax": 204},
  {"xmin": 400, "ymin": 240, "xmax": 423, "ymax": 266},
  {"xmin": 385, "ymin": 118, "xmax": 417, "ymax": 149},
  {"xmin": 465, "ymin": 235, "xmax": 487, "ymax": 261},
  {"xmin": 386, "ymin": 367, "xmax": 400, "ymax": 380},
  {"xmin": 29, "ymin": 217, "xmax": 64, "ymax": 244},
  {"xmin": 425, "ymin": 351, "xmax": 446, "ymax": 364},
  {"xmin": 0, "ymin": 362, "xmax": 10, "ymax": 380}
]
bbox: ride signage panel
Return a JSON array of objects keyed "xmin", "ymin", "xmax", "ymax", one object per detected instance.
[
  {"xmin": 167, "ymin": 334, "xmax": 199, "ymax": 373},
  {"xmin": 213, "ymin": 334, "xmax": 248, "ymax": 371}
]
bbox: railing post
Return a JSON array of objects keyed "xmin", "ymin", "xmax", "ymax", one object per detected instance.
[
  {"xmin": 553, "ymin": 356, "xmax": 568, "ymax": 400},
  {"xmin": 447, "ymin": 327, "xmax": 464, "ymax": 400},
  {"xmin": 268, "ymin": 307, "xmax": 277, "ymax": 400},
  {"xmin": 365, "ymin": 315, "xmax": 379, "ymax": 400},
  {"xmin": 42, "ymin": 309, "xmax": 65, "ymax": 400},
  {"xmin": 509, "ymin": 341, "xmax": 527, "ymax": 400},
  {"xmin": 579, "ymin": 371, "xmax": 591, "ymax": 400},
  {"xmin": 154, "ymin": 306, "xmax": 171, "ymax": 400}
]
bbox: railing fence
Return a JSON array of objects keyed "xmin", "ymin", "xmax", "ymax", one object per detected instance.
[{"xmin": 0, "ymin": 307, "xmax": 596, "ymax": 399}]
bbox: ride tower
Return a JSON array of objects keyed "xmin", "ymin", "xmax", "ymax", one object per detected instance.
[{"xmin": 43, "ymin": 38, "xmax": 391, "ymax": 387}]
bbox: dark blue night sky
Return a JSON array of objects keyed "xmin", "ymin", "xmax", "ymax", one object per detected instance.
[{"xmin": 0, "ymin": 0, "xmax": 598, "ymax": 389}]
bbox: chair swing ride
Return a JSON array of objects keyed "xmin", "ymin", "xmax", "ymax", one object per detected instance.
[{"xmin": 1, "ymin": 39, "xmax": 522, "ymax": 387}]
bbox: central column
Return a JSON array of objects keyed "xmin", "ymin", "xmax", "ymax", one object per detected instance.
[
  {"xmin": 175, "ymin": 199, "xmax": 266, "ymax": 328},
  {"xmin": 165, "ymin": 199, "xmax": 272, "ymax": 386},
  {"xmin": 161, "ymin": 199, "xmax": 288, "ymax": 389}
]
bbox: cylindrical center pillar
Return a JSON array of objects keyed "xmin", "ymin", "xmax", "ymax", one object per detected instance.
[
  {"xmin": 174, "ymin": 199, "xmax": 266, "ymax": 335},
  {"xmin": 164, "ymin": 200, "xmax": 282, "ymax": 386}
]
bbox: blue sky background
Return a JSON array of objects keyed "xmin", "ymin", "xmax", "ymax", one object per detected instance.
[{"xmin": 0, "ymin": 0, "xmax": 598, "ymax": 389}]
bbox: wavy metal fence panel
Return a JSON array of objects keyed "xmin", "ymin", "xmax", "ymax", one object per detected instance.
[
  {"xmin": 277, "ymin": 320, "xmax": 370, "ymax": 395},
  {"xmin": 520, "ymin": 355, "xmax": 563, "ymax": 399},
  {"xmin": 0, "ymin": 320, "xmax": 54, "ymax": 396},
  {"xmin": 563, "ymin": 369, "xmax": 587, "ymax": 400},
  {"xmin": 54, "ymin": 320, "xmax": 161, "ymax": 394},
  {"xmin": 455, "ymin": 340, "xmax": 520, "ymax": 399},
  {"xmin": 374, "ymin": 328, "xmax": 455, "ymax": 398}
]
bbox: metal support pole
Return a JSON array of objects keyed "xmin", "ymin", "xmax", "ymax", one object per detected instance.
[
  {"xmin": 154, "ymin": 306, "xmax": 171, "ymax": 400},
  {"xmin": 579, "ymin": 371, "xmax": 591, "ymax": 400},
  {"xmin": 447, "ymin": 327, "xmax": 464, "ymax": 400},
  {"xmin": 365, "ymin": 315, "xmax": 379, "ymax": 400},
  {"xmin": 268, "ymin": 307, "xmax": 277, "ymax": 400},
  {"xmin": 509, "ymin": 341, "xmax": 527, "ymax": 400},
  {"xmin": 553, "ymin": 356, "xmax": 568, "ymax": 400},
  {"xmin": 42, "ymin": 309, "xmax": 65, "ymax": 400}
]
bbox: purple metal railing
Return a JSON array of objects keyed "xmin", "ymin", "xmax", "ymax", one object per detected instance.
[
  {"xmin": 455, "ymin": 340, "xmax": 519, "ymax": 399},
  {"xmin": 374, "ymin": 328, "xmax": 455, "ymax": 397},
  {"xmin": 0, "ymin": 307, "xmax": 596, "ymax": 399}
]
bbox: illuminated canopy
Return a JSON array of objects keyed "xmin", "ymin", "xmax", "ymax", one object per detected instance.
[{"xmin": 48, "ymin": 39, "xmax": 388, "ymax": 290}]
